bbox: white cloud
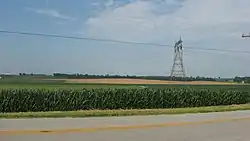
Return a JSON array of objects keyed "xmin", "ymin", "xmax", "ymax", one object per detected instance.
[
  {"xmin": 84, "ymin": 1, "xmax": 157, "ymax": 41},
  {"xmin": 26, "ymin": 8, "xmax": 76, "ymax": 21},
  {"xmin": 82, "ymin": 0, "xmax": 250, "ymax": 77},
  {"xmin": 105, "ymin": 0, "xmax": 115, "ymax": 7},
  {"xmin": 91, "ymin": 2, "xmax": 101, "ymax": 6},
  {"xmin": 86, "ymin": 0, "xmax": 250, "ymax": 42}
]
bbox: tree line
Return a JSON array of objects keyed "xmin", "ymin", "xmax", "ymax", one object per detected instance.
[
  {"xmin": 52, "ymin": 73, "xmax": 250, "ymax": 83},
  {"xmin": 234, "ymin": 76, "xmax": 250, "ymax": 83},
  {"xmin": 52, "ymin": 73, "xmax": 217, "ymax": 81}
]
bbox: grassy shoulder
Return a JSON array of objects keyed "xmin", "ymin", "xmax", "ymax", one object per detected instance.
[{"xmin": 1, "ymin": 104, "xmax": 250, "ymax": 118}]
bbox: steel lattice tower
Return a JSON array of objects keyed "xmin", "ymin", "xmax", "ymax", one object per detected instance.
[{"xmin": 170, "ymin": 37, "xmax": 186, "ymax": 77}]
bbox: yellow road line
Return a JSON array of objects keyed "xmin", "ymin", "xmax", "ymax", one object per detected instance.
[{"xmin": 1, "ymin": 117, "xmax": 250, "ymax": 135}]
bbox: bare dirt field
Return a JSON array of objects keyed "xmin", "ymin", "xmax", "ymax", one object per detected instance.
[{"xmin": 55, "ymin": 78, "xmax": 237, "ymax": 85}]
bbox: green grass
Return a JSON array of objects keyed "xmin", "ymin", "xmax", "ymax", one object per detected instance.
[
  {"xmin": 1, "ymin": 104, "xmax": 250, "ymax": 118},
  {"xmin": 0, "ymin": 83, "xmax": 139, "ymax": 89},
  {"xmin": 0, "ymin": 82, "xmax": 250, "ymax": 91},
  {"xmin": 0, "ymin": 76, "xmax": 250, "ymax": 91},
  {"xmin": 1, "ymin": 84, "xmax": 250, "ymax": 92}
]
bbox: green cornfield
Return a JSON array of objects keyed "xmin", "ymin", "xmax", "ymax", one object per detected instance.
[{"xmin": 0, "ymin": 88, "xmax": 249, "ymax": 113}]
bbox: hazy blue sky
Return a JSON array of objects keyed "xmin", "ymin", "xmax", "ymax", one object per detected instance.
[{"xmin": 1, "ymin": 0, "xmax": 250, "ymax": 77}]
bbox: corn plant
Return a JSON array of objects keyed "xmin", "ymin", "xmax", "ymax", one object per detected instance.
[{"xmin": 0, "ymin": 88, "xmax": 249, "ymax": 113}]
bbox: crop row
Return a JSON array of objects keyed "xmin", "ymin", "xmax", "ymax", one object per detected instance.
[{"xmin": 0, "ymin": 88, "xmax": 249, "ymax": 113}]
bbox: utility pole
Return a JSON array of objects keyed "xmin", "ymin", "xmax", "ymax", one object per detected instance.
[{"xmin": 170, "ymin": 37, "xmax": 186, "ymax": 78}]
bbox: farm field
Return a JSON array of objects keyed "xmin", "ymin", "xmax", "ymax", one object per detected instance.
[
  {"xmin": 1, "ymin": 76, "xmax": 250, "ymax": 116},
  {"xmin": 53, "ymin": 78, "xmax": 237, "ymax": 85},
  {"xmin": 0, "ymin": 83, "xmax": 250, "ymax": 91},
  {"xmin": 0, "ymin": 77, "xmax": 249, "ymax": 91}
]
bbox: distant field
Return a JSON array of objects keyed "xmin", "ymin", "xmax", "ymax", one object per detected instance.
[
  {"xmin": 0, "ymin": 77, "xmax": 249, "ymax": 91},
  {"xmin": 52, "ymin": 78, "xmax": 237, "ymax": 85},
  {"xmin": 1, "ymin": 84, "xmax": 250, "ymax": 91},
  {"xmin": 0, "ymin": 83, "xmax": 139, "ymax": 89}
]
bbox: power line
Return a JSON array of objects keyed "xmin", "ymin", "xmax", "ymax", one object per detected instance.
[
  {"xmin": 1, "ymin": 30, "xmax": 250, "ymax": 54},
  {"xmin": 242, "ymin": 33, "xmax": 250, "ymax": 38},
  {"xmin": 0, "ymin": 30, "xmax": 171, "ymax": 46}
]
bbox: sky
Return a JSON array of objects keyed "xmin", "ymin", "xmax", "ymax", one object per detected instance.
[{"xmin": 0, "ymin": 0, "xmax": 250, "ymax": 77}]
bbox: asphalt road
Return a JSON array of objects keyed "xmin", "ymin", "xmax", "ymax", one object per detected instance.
[{"xmin": 1, "ymin": 110, "xmax": 250, "ymax": 141}]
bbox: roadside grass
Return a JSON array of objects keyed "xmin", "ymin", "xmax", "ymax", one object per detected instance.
[
  {"xmin": 1, "ymin": 83, "xmax": 250, "ymax": 91},
  {"xmin": 1, "ymin": 104, "xmax": 250, "ymax": 118}
]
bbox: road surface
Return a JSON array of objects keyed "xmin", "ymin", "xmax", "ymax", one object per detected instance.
[{"xmin": 1, "ymin": 110, "xmax": 250, "ymax": 141}]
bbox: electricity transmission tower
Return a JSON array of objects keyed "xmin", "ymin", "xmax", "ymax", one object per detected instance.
[{"xmin": 170, "ymin": 37, "xmax": 186, "ymax": 77}]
